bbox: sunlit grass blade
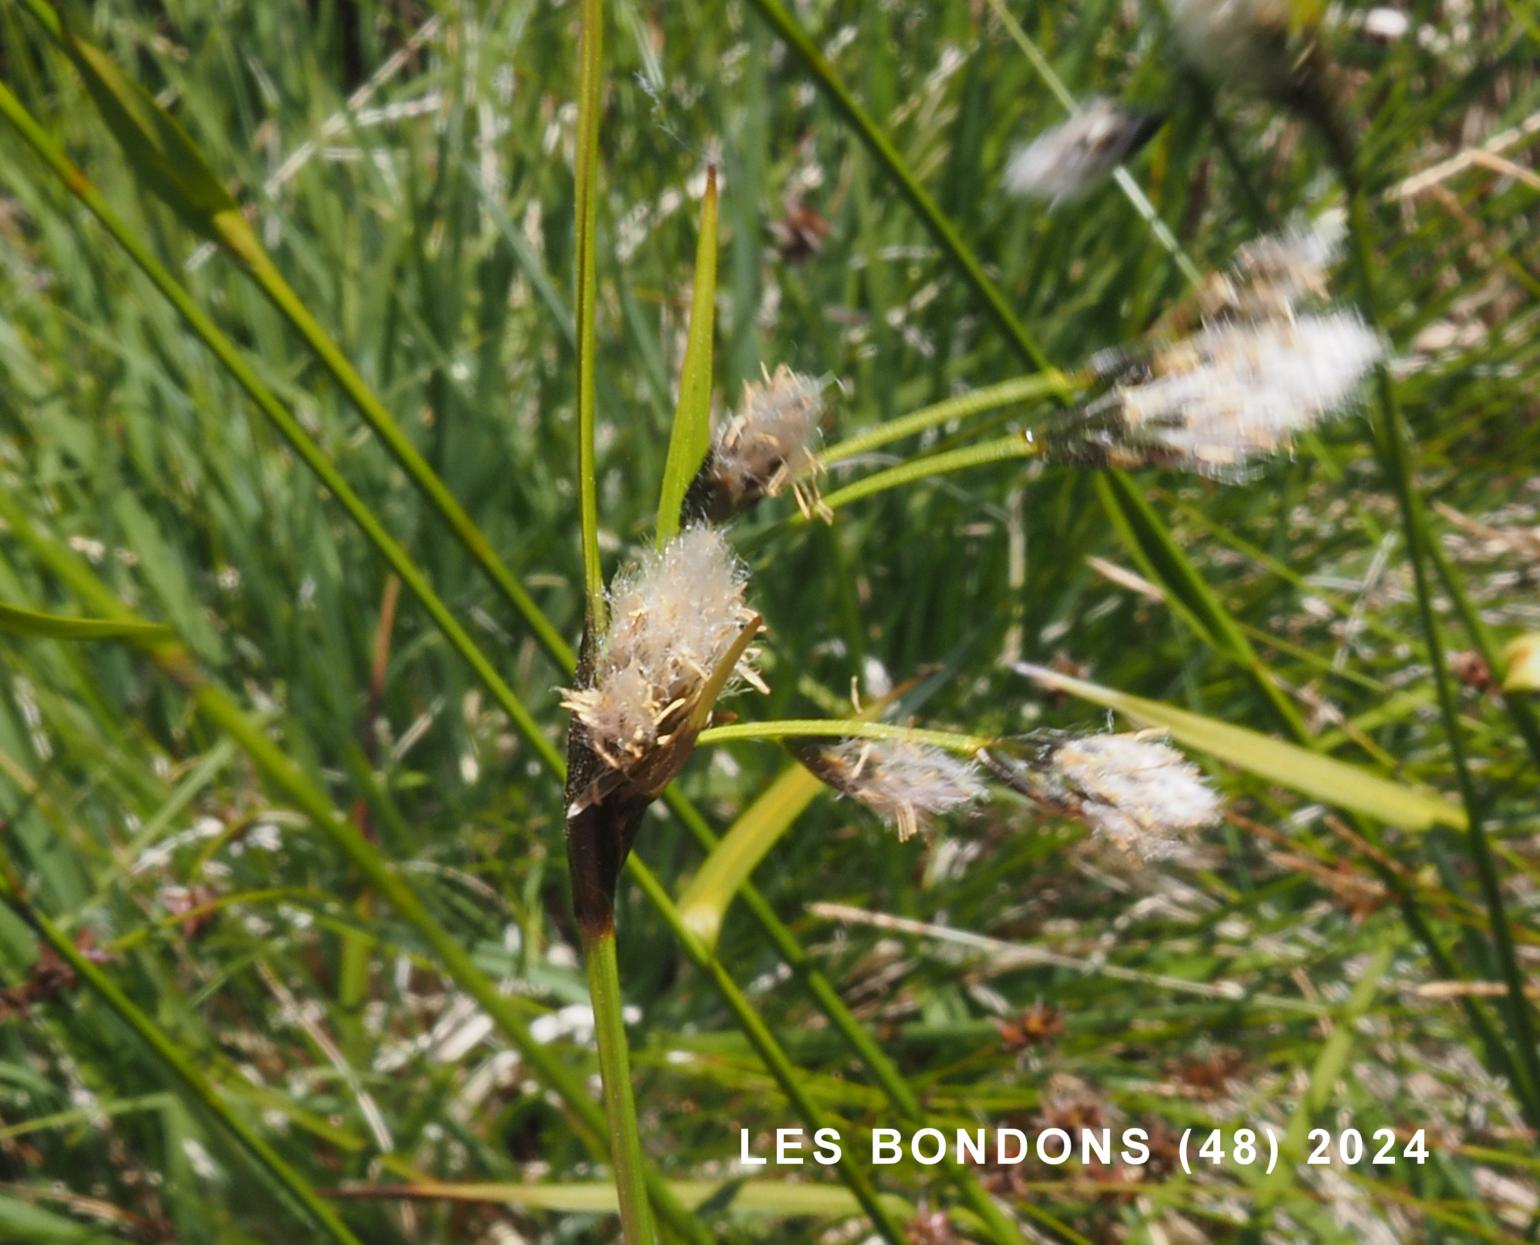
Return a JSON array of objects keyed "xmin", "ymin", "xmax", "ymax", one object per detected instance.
[
  {"xmin": 676, "ymin": 764, "xmax": 822, "ymax": 949},
  {"xmin": 0, "ymin": 601, "xmax": 170, "ymax": 641},
  {"xmin": 1015, "ymin": 662, "xmax": 1465, "ymax": 831},
  {"xmin": 657, "ymin": 167, "xmax": 719, "ymax": 544},
  {"xmin": 324, "ymin": 1177, "xmax": 915, "ymax": 1222}
]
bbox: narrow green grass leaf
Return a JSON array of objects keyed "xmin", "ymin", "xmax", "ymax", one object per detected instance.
[
  {"xmin": 574, "ymin": 0, "xmax": 605, "ymax": 633},
  {"xmin": 0, "ymin": 601, "xmax": 170, "ymax": 641},
  {"xmin": 817, "ymin": 434, "xmax": 1042, "ymax": 517},
  {"xmin": 326, "ymin": 1178, "xmax": 912, "ymax": 1221},
  {"xmin": 1016, "ymin": 662, "xmax": 1466, "ymax": 831},
  {"xmin": 821, "ymin": 372, "xmax": 1071, "ymax": 466},
  {"xmin": 657, "ymin": 167, "xmax": 718, "ymax": 544}
]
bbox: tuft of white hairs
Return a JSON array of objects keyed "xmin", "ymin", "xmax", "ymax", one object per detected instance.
[
  {"xmin": 1166, "ymin": 0, "xmax": 1297, "ymax": 90},
  {"xmin": 1046, "ymin": 733, "xmax": 1222, "ymax": 859},
  {"xmin": 808, "ymin": 739, "xmax": 986, "ymax": 842},
  {"xmin": 562, "ymin": 527, "xmax": 762, "ymax": 773},
  {"xmin": 712, "ymin": 365, "xmax": 825, "ymax": 511},
  {"xmin": 1003, "ymin": 98, "xmax": 1160, "ymax": 203},
  {"xmin": 1204, "ymin": 212, "xmax": 1347, "ymax": 322},
  {"xmin": 1108, "ymin": 311, "xmax": 1383, "ymax": 473}
]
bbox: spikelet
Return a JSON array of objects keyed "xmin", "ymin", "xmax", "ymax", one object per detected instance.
[
  {"xmin": 562, "ymin": 527, "xmax": 764, "ymax": 800},
  {"xmin": 1200, "ymin": 211, "xmax": 1346, "ymax": 323},
  {"xmin": 700, "ymin": 365, "xmax": 826, "ymax": 520},
  {"xmin": 1099, "ymin": 311, "xmax": 1382, "ymax": 474},
  {"xmin": 800, "ymin": 739, "xmax": 986, "ymax": 842},
  {"xmin": 1003, "ymin": 99, "xmax": 1164, "ymax": 204},
  {"xmin": 1011, "ymin": 732, "xmax": 1223, "ymax": 860}
]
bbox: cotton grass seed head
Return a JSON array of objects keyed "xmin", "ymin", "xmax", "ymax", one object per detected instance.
[
  {"xmin": 800, "ymin": 739, "xmax": 986, "ymax": 842},
  {"xmin": 1097, "ymin": 311, "xmax": 1382, "ymax": 474},
  {"xmin": 562, "ymin": 526, "xmax": 763, "ymax": 800},
  {"xmin": 1003, "ymin": 99, "xmax": 1164, "ymax": 203},
  {"xmin": 1043, "ymin": 732, "xmax": 1222, "ymax": 860},
  {"xmin": 1202, "ymin": 212, "xmax": 1346, "ymax": 322},
  {"xmin": 700, "ymin": 365, "xmax": 826, "ymax": 519}
]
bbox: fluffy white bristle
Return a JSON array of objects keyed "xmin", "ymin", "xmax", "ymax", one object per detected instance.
[
  {"xmin": 813, "ymin": 739, "xmax": 985, "ymax": 842},
  {"xmin": 1047, "ymin": 733, "xmax": 1222, "ymax": 859},
  {"xmin": 1113, "ymin": 312, "xmax": 1383, "ymax": 472},
  {"xmin": 1003, "ymin": 98, "xmax": 1157, "ymax": 203},
  {"xmin": 563, "ymin": 527, "xmax": 760, "ymax": 771},
  {"xmin": 713, "ymin": 366, "xmax": 824, "ymax": 503}
]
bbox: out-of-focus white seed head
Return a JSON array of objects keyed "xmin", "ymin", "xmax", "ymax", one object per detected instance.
[
  {"xmin": 562, "ymin": 527, "xmax": 763, "ymax": 779},
  {"xmin": 804, "ymin": 739, "xmax": 986, "ymax": 842},
  {"xmin": 1167, "ymin": 0, "xmax": 1301, "ymax": 91},
  {"xmin": 1203, "ymin": 211, "xmax": 1346, "ymax": 322},
  {"xmin": 1003, "ymin": 99, "xmax": 1163, "ymax": 203},
  {"xmin": 711, "ymin": 365, "xmax": 825, "ymax": 515},
  {"xmin": 1108, "ymin": 311, "xmax": 1383, "ymax": 473},
  {"xmin": 1046, "ymin": 732, "xmax": 1222, "ymax": 859}
]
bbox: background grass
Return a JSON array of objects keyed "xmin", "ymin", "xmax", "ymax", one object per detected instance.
[{"xmin": 0, "ymin": 0, "xmax": 1537, "ymax": 1240}]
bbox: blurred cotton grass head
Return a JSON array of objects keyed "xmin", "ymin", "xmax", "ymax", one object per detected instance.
[
  {"xmin": 1071, "ymin": 310, "xmax": 1383, "ymax": 475},
  {"xmin": 984, "ymin": 731, "xmax": 1222, "ymax": 860},
  {"xmin": 798, "ymin": 737, "xmax": 986, "ymax": 842},
  {"xmin": 562, "ymin": 525, "xmax": 764, "ymax": 810},
  {"xmin": 688, "ymin": 364, "xmax": 828, "ymax": 521},
  {"xmin": 1003, "ymin": 97, "xmax": 1165, "ymax": 203},
  {"xmin": 1199, "ymin": 210, "xmax": 1346, "ymax": 323}
]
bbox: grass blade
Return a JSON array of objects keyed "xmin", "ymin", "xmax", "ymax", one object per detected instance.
[
  {"xmin": 657, "ymin": 167, "xmax": 719, "ymax": 544},
  {"xmin": 0, "ymin": 601, "xmax": 169, "ymax": 642},
  {"xmin": 574, "ymin": 0, "xmax": 605, "ymax": 633}
]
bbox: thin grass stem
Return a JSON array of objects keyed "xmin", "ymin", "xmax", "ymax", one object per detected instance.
[
  {"xmin": 821, "ymin": 373, "xmax": 1073, "ymax": 466},
  {"xmin": 583, "ymin": 929, "xmax": 657, "ymax": 1245},
  {"xmin": 818, "ymin": 434, "xmax": 1043, "ymax": 516}
]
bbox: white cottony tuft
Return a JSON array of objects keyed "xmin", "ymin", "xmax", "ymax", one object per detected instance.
[
  {"xmin": 1003, "ymin": 99, "xmax": 1161, "ymax": 203},
  {"xmin": 562, "ymin": 527, "xmax": 762, "ymax": 773},
  {"xmin": 809, "ymin": 739, "xmax": 986, "ymax": 842},
  {"xmin": 1046, "ymin": 733, "xmax": 1222, "ymax": 859},
  {"xmin": 712, "ymin": 365, "xmax": 825, "ymax": 512},
  {"xmin": 1206, "ymin": 212, "xmax": 1347, "ymax": 321},
  {"xmin": 1167, "ymin": 0, "xmax": 1298, "ymax": 90},
  {"xmin": 1111, "ymin": 311, "xmax": 1383, "ymax": 473}
]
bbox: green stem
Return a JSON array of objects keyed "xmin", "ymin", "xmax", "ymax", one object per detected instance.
[
  {"xmin": 574, "ymin": 0, "xmax": 606, "ymax": 632},
  {"xmin": 696, "ymin": 719, "xmax": 991, "ymax": 751},
  {"xmin": 0, "ymin": 888, "xmax": 362, "ymax": 1245},
  {"xmin": 818, "ymin": 434, "xmax": 1042, "ymax": 516},
  {"xmin": 584, "ymin": 929, "xmax": 657, "ymax": 1245},
  {"xmin": 1318, "ymin": 104, "xmax": 1540, "ymax": 1118},
  {"xmin": 821, "ymin": 373, "xmax": 1072, "ymax": 466}
]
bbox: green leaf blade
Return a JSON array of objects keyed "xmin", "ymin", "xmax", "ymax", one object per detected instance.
[{"xmin": 657, "ymin": 167, "xmax": 720, "ymax": 545}]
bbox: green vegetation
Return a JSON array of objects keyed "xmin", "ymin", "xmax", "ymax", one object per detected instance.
[{"xmin": 0, "ymin": 0, "xmax": 1536, "ymax": 1241}]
